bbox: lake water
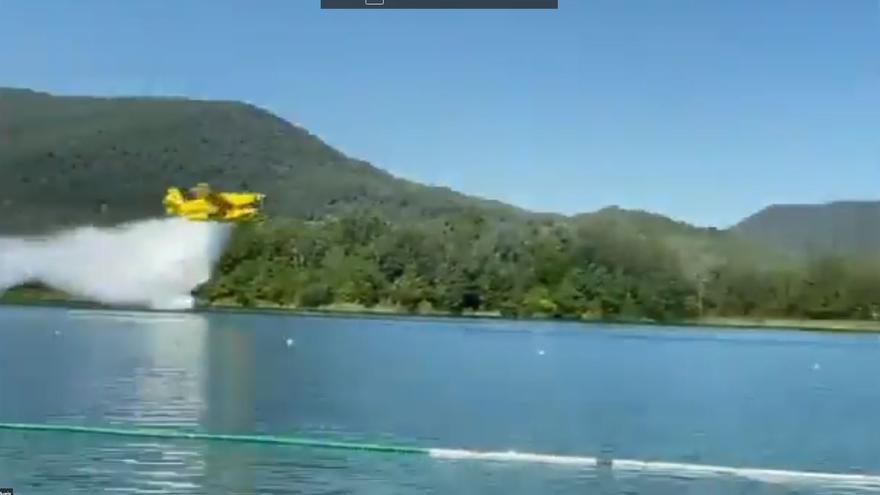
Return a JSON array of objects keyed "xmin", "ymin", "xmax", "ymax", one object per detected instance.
[{"xmin": 1, "ymin": 305, "xmax": 880, "ymax": 494}]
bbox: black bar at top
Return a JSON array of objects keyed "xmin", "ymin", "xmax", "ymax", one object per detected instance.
[{"xmin": 322, "ymin": 0, "xmax": 557, "ymax": 9}]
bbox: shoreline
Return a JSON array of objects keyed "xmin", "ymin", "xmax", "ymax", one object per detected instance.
[{"xmin": 4, "ymin": 295, "xmax": 880, "ymax": 334}]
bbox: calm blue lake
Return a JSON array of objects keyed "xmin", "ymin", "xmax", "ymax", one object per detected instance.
[{"xmin": 1, "ymin": 305, "xmax": 880, "ymax": 494}]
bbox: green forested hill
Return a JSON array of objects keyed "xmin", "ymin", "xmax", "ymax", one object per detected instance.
[
  {"xmin": 4, "ymin": 87, "xmax": 880, "ymax": 323},
  {"xmin": 0, "ymin": 88, "xmax": 533, "ymax": 233}
]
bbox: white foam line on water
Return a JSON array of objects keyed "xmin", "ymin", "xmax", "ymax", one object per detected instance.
[
  {"xmin": 430, "ymin": 448, "xmax": 598, "ymax": 466},
  {"xmin": 429, "ymin": 449, "xmax": 880, "ymax": 489},
  {"xmin": 65, "ymin": 309, "xmax": 201, "ymax": 325},
  {"xmin": 614, "ymin": 459, "xmax": 880, "ymax": 487}
]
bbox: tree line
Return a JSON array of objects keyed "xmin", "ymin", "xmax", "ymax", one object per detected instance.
[{"xmin": 198, "ymin": 212, "xmax": 880, "ymax": 322}]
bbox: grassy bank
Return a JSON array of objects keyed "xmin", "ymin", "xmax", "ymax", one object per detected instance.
[
  {"xmin": 683, "ymin": 316, "xmax": 880, "ymax": 333},
  {"xmin": 207, "ymin": 298, "xmax": 880, "ymax": 332},
  {"xmin": 206, "ymin": 299, "xmax": 504, "ymax": 320}
]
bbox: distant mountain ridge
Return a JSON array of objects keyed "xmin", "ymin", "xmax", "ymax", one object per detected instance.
[{"xmin": 734, "ymin": 201, "xmax": 880, "ymax": 255}]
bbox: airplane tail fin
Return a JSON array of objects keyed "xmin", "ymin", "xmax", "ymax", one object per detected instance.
[{"xmin": 163, "ymin": 187, "xmax": 184, "ymax": 215}]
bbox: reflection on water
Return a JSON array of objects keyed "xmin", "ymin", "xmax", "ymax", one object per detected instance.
[
  {"xmin": 204, "ymin": 325, "xmax": 258, "ymax": 494},
  {"xmin": 203, "ymin": 325, "xmax": 255, "ymax": 432},
  {"xmin": 0, "ymin": 309, "xmax": 269, "ymax": 494},
  {"xmin": 69, "ymin": 310, "xmax": 211, "ymax": 493},
  {"xmin": 61, "ymin": 311, "xmax": 263, "ymax": 493},
  {"xmin": 78, "ymin": 311, "xmax": 210, "ymax": 429}
]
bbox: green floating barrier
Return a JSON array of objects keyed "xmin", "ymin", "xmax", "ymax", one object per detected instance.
[{"xmin": 0, "ymin": 422, "xmax": 429, "ymax": 455}]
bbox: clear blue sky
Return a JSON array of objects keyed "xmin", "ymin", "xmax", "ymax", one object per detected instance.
[{"xmin": 0, "ymin": 0, "xmax": 876, "ymax": 227}]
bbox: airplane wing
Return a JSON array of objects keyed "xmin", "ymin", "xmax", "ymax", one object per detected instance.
[{"xmin": 207, "ymin": 192, "xmax": 234, "ymax": 211}]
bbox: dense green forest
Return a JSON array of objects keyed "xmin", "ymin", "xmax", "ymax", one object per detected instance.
[{"xmin": 196, "ymin": 211, "xmax": 880, "ymax": 322}]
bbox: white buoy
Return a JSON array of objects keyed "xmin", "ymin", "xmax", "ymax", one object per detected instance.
[
  {"xmin": 285, "ymin": 338, "xmax": 294, "ymax": 347},
  {"xmin": 537, "ymin": 349, "xmax": 545, "ymax": 356},
  {"xmin": 812, "ymin": 363, "xmax": 821, "ymax": 371}
]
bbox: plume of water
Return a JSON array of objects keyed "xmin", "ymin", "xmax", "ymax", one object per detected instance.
[{"xmin": 0, "ymin": 218, "xmax": 232, "ymax": 310}]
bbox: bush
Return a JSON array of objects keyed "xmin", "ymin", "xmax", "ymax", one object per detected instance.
[{"xmin": 299, "ymin": 283, "xmax": 334, "ymax": 307}]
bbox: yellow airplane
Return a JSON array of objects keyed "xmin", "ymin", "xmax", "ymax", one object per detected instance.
[{"xmin": 163, "ymin": 183, "xmax": 266, "ymax": 222}]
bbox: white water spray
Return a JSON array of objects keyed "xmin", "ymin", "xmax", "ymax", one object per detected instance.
[{"xmin": 0, "ymin": 218, "xmax": 231, "ymax": 310}]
